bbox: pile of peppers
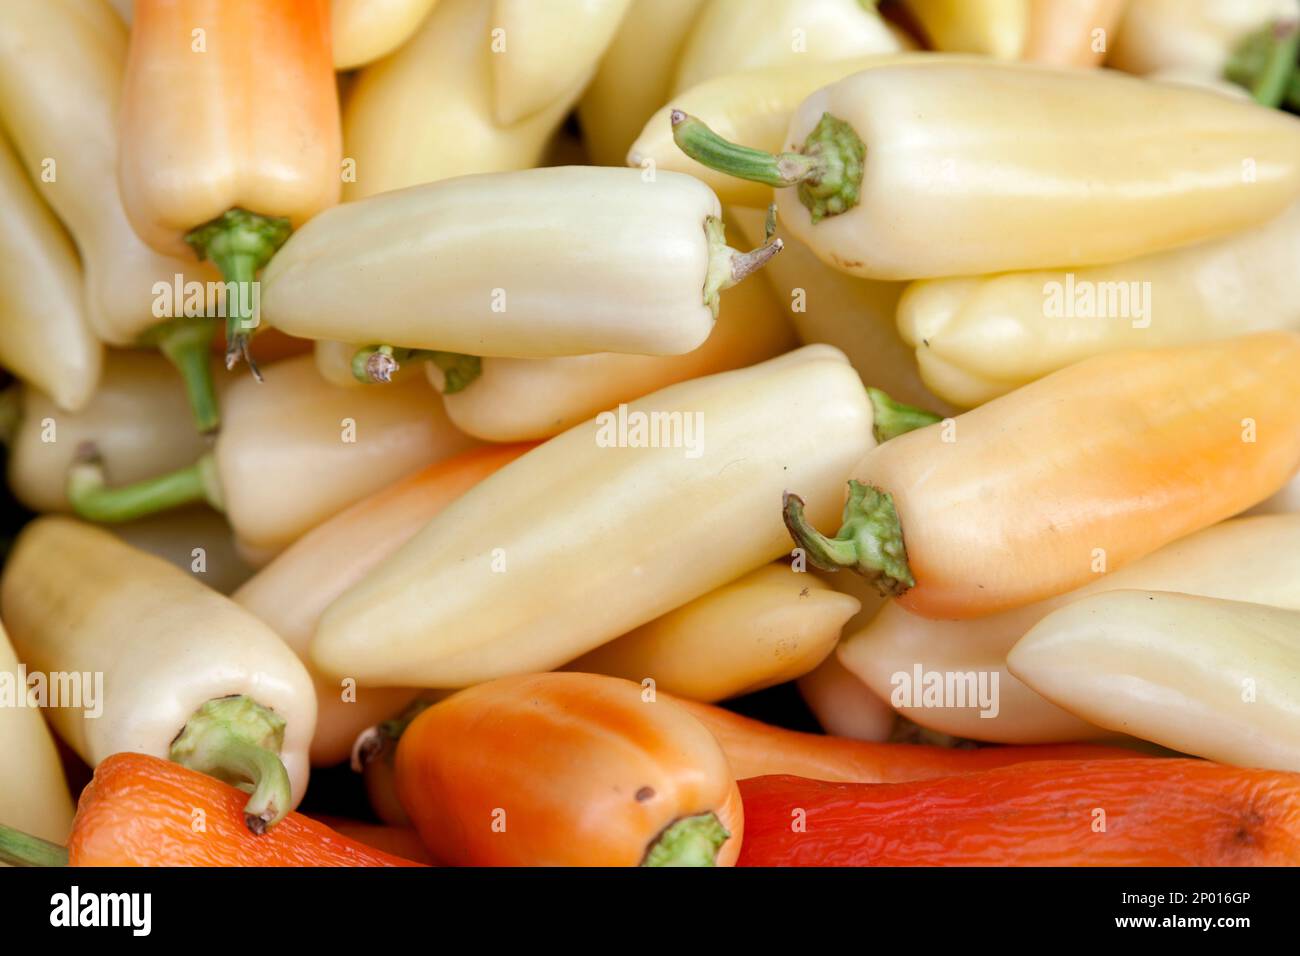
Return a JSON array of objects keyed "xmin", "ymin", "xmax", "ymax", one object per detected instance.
[{"xmin": 2, "ymin": 0, "xmax": 1300, "ymax": 870}]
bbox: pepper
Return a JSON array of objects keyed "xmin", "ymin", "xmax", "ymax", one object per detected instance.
[
  {"xmin": 394, "ymin": 673, "xmax": 743, "ymax": 866},
  {"xmin": 671, "ymin": 61, "xmax": 1300, "ymax": 279},
  {"xmin": 838, "ymin": 513, "xmax": 1300, "ymax": 743},
  {"xmin": 0, "ymin": 0, "xmax": 223, "ymax": 431},
  {"xmin": 1, "ymin": 518, "xmax": 318, "ymax": 830},
  {"xmin": 672, "ymin": 0, "xmax": 902, "ymax": 94},
  {"xmin": 0, "ymin": 621, "xmax": 75, "ymax": 845},
  {"xmin": 0, "ymin": 754, "xmax": 421, "ymax": 866},
  {"xmin": 898, "ymin": 197, "xmax": 1300, "ymax": 407},
  {"xmin": 1011, "ymin": 590, "xmax": 1300, "ymax": 772},
  {"xmin": 785, "ymin": 333, "xmax": 1300, "ymax": 619},
  {"xmin": 736, "ymin": 761, "xmax": 1300, "ymax": 866},
  {"xmin": 670, "ymin": 695, "xmax": 1127, "ymax": 782},
  {"xmin": 434, "ymin": 254, "xmax": 795, "ymax": 441},
  {"xmin": 306, "ymin": 816, "xmax": 435, "ymax": 864},
  {"xmin": 119, "ymin": 0, "xmax": 342, "ymax": 373},
  {"xmin": 65, "ymin": 354, "xmax": 476, "ymax": 562},
  {"xmin": 310, "ymin": 346, "xmax": 874, "ymax": 688},
  {"xmin": 729, "ymin": 206, "xmax": 951, "ymax": 413},
  {"xmin": 331, "ymin": 0, "xmax": 440, "ymax": 69},
  {"xmin": 490, "ymin": 0, "xmax": 631, "ymax": 125},
  {"xmin": 234, "ymin": 444, "xmax": 531, "ymax": 767},
  {"xmin": 0, "ymin": 132, "xmax": 102, "ymax": 412},
  {"xmin": 1023, "ymin": 0, "xmax": 1128, "ymax": 66},
  {"xmin": 903, "ymin": 0, "xmax": 1028, "ymax": 58},
  {"xmin": 795, "ymin": 653, "xmax": 896, "ymax": 742},
  {"xmin": 112, "ymin": 506, "xmax": 256, "ymax": 596},
  {"xmin": 342, "ymin": 0, "xmax": 580, "ymax": 200},
  {"xmin": 262, "ymin": 167, "xmax": 780, "ymax": 358},
  {"xmin": 568, "ymin": 564, "xmax": 860, "ymax": 702},
  {"xmin": 6, "ymin": 351, "xmax": 216, "ymax": 515},
  {"xmin": 313, "ymin": 340, "xmax": 425, "ymax": 390},
  {"xmin": 1108, "ymin": 0, "xmax": 1297, "ymax": 79},
  {"xmin": 578, "ymin": 0, "xmax": 707, "ymax": 166}
]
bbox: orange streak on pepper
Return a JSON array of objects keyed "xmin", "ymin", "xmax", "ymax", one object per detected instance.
[
  {"xmin": 672, "ymin": 696, "xmax": 1132, "ymax": 782},
  {"xmin": 68, "ymin": 753, "xmax": 422, "ymax": 867},
  {"xmin": 737, "ymin": 760, "xmax": 1300, "ymax": 866}
]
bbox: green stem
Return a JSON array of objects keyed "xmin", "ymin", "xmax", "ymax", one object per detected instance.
[
  {"xmin": 702, "ymin": 216, "xmax": 783, "ymax": 317},
  {"xmin": 185, "ymin": 208, "xmax": 292, "ymax": 378},
  {"xmin": 352, "ymin": 345, "xmax": 410, "ymax": 384},
  {"xmin": 783, "ymin": 480, "xmax": 914, "ymax": 596},
  {"xmin": 351, "ymin": 694, "xmax": 440, "ymax": 772},
  {"xmin": 672, "ymin": 110, "xmax": 865, "ymax": 223},
  {"xmin": 641, "ymin": 812, "xmax": 730, "ymax": 867},
  {"xmin": 1226, "ymin": 20, "xmax": 1300, "ymax": 107},
  {"xmin": 427, "ymin": 351, "xmax": 482, "ymax": 394},
  {"xmin": 0, "ymin": 824, "xmax": 68, "ymax": 867},
  {"xmin": 67, "ymin": 446, "xmax": 222, "ymax": 523},
  {"xmin": 170, "ymin": 696, "xmax": 292, "ymax": 834},
  {"xmin": 867, "ymin": 387, "xmax": 942, "ymax": 443},
  {"xmin": 143, "ymin": 316, "xmax": 221, "ymax": 434}
]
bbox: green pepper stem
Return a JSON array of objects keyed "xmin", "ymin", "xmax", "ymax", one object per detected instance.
[
  {"xmin": 350, "ymin": 694, "xmax": 441, "ymax": 772},
  {"xmin": 1226, "ymin": 19, "xmax": 1300, "ymax": 107},
  {"xmin": 783, "ymin": 480, "xmax": 914, "ymax": 596},
  {"xmin": 185, "ymin": 208, "xmax": 292, "ymax": 379},
  {"xmin": 144, "ymin": 316, "xmax": 221, "ymax": 434},
  {"xmin": 672, "ymin": 110, "xmax": 866, "ymax": 223},
  {"xmin": 67, "ymin": 445, "xmax": 223, "ymax": 523},
  {"xmin": 0, "ymin": 824, "xmax": 68, "ymax": 867},
  {"xmin": 352, "ymin": 345, "xmax": 409, "ymax": 384},
  {"xmin": 170, "ymin": 696, "xmax": 292, "ymax": 834},
  {"xmin": 641, "ymin": 812, "xmax": 730, "ymax": 867},
  {"xmin": 427, "ymin": 351, "xmax": 483, "ymax": 394},
  {"xmin": 867, "ymin": 387, "xmax": 942, "ymax": 443},
  {"xmin": 702, "ymin": 216, "xmax": 783, "ymax": 317}
]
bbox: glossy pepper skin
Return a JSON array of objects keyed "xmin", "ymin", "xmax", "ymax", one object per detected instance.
[
  {"xmin": 330, "ymin": 0, "xmax": 440, "ymax": 70},
  {"xmin": 48, "ymin": 754, "xmax": 421, "ymax": 866},
  {"xmin": 670, "ymin": 696, "xmax": 1129, "ymax": 783},
  {"xmin": 737, "ymin": 761, "xmax": 1300, "ymax": 866},
  {"xmin": 787, "ymin": 333, "xmax": 1300, "ymax": 620},
  {"xmin": 673, "ymin": 61, "xmax": 1300, "ymax": 280},
  {"xmin": 119, "ymin": 0, "xmax": 341, "ymax": 368},
  {"xmin": 395, "ymin": 673, "xmax": 743, "ymax": 866}
]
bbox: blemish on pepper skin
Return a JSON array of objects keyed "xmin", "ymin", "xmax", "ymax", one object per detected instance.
[{"xmin": 635, "ymin": 786, "xmax": 655, "ymax": 802}]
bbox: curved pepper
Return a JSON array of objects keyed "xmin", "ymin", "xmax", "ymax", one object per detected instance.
[
  {"xmin": 784, "ymin": 333, "xmax": 1300, "ymax": 619},
  {"xmin": 0, "ymin": 753, "xmax": 421, "ymax": 866},
  {"xmin": 672, "ymin": 0, "xmax": 902, "ymax": 94},
  {"xmin": 435, "ymin": 253, "xmax": 795, "ymax": 441},
  {"xmin": 671, "ymin": 60, "xmax": 1300, "ymax": 279},
  {"xmin": 233, "ymin": 444, "xmax": 531, "ymax": 766},
  {"xmin": 261, "ymin": 167, "xmax": 781, "ymax": 358},
  {"xmin": 898, "ymin": 198, "xmax": 1300, "ymax": 407},
  {"xmin": 1, "ymin": 518, "xmax": 318, "ymax": 831},
  {"xmin": 119, "ymin": 0, "xmax": 341, "ymax": 373},
  {"xmin": 840, "ymin": 513, "xmax": 1300, "ymax": 744},
  {"xmin": 65, "ymin": 354, "xmax": 476, "ymax": 562},
  {"xmin": 0, "ymin": 132, "xmax": 102, "ymax": 412},
  {"xmin": 1011, "ymin": 590, "xmax": 1300, "ymax": 772},
  {"xmin": 568, "ymin": 564, "xmax": 860, "ymax": 702},
  {"xmin": 394, "ymin": 673, "xmax": 743, "ymax": 866},
  {"xmin": 0, "ymin": 0, "xmax": 223, "ymax": 431},
  {"xmin": 736, "ymin": 761, "xmax": 1300, "ymax": 865},
  {"xmin": 1108, "ymin": 0, "xmax": 1296, "ymax": 79},
  {"xmin": 310, "ymin": 346, "xmax": 874, "ymax": 688},
  {"xmin": 795, "ymin": 653, "xmax": 896, "ymax": 742}
]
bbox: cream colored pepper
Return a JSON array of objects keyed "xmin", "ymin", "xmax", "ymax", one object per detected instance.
[
  {"xmin": 434, "ymin": 254, "xmax": 795, "ymax": 441},
  {"xmin": 904, "ymin": 0, "xmax": 1028, "ymax": 58},
  {"xmin": 331, "ymin": 0, "xmax": 441, "ymax": 70},
  {"xmin": 796, "ymin": 653, "xmax": 896, "ymax": 742},
  {"xmin": 342, "ymin": 0, "xmax": 580, "ymax": 199},
  {"xmin": 898, "ymin": 198, "xmax": 1300, "ymax": 407},
  {"xmin": 2, "ymin": 518, "xmax": 317, "ymax": 825},
  {"xmin": 311, "ymin": 345, "xmax": 875, "ymax": 688},
  {"xmin": 1010, "ymin": 590, "xmax": 1300, "ymax": 772},
  {"xmin": 672, "ymin": 0, "xmax": 902, "ymax": 93},
  {"xmin": 0, "ymin": 620, "xmax": 74, "ymax": 844},
  {"xmin": 490, "ymin": 0, "xmax": 631, "ymax": 125},
  {"xmin": 1108, "ymin": 0, "xmax": 1297, "ymax": 77},
  {"xmin": 568, "ymin": 564, "xmax": 860, "ymax": 702},
  {"xmin": 838, "ymin": 514, "xmax": 1300, "ymax": 743},
  {"xmin": 263, "ymin": 167, "xmax": 779, "ymax": 358},
  {"xmin": 0, "ymin": 131, "xmax": 102, "ymax": 412},
  {"xmin": 673, "ymin": 60, "xmax": 1300, "ymax": 280}
]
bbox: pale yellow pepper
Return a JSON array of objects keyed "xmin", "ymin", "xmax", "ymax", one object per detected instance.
[
  {"xmin": 1108, "ymin": 0, "xmax": 1297, "ymax": 77},
  {"xmin": 905, "ymin": 0, "xmax": 1029, "ymax": 58},
  {"xmin": 898, "ymin": 198, "xmax": 1300, "ymax": 407},
  {"xmin": 796, "ymin": 652, "xmax": 896, "ymax": 742},
  {"xmin": 1023, "ymin": 0, "xmax": 1128, "ymax": 67},
  {"xmin": 331, "ymin": 0, "xmax": 441, "ymax": 70},
  {"xmin": 0, "ymin": 620, "xmax": 75, "ymax": 844},
  {"xmin": 568, "ymin": 564, "xmax": 860, "ymax": 702}
]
